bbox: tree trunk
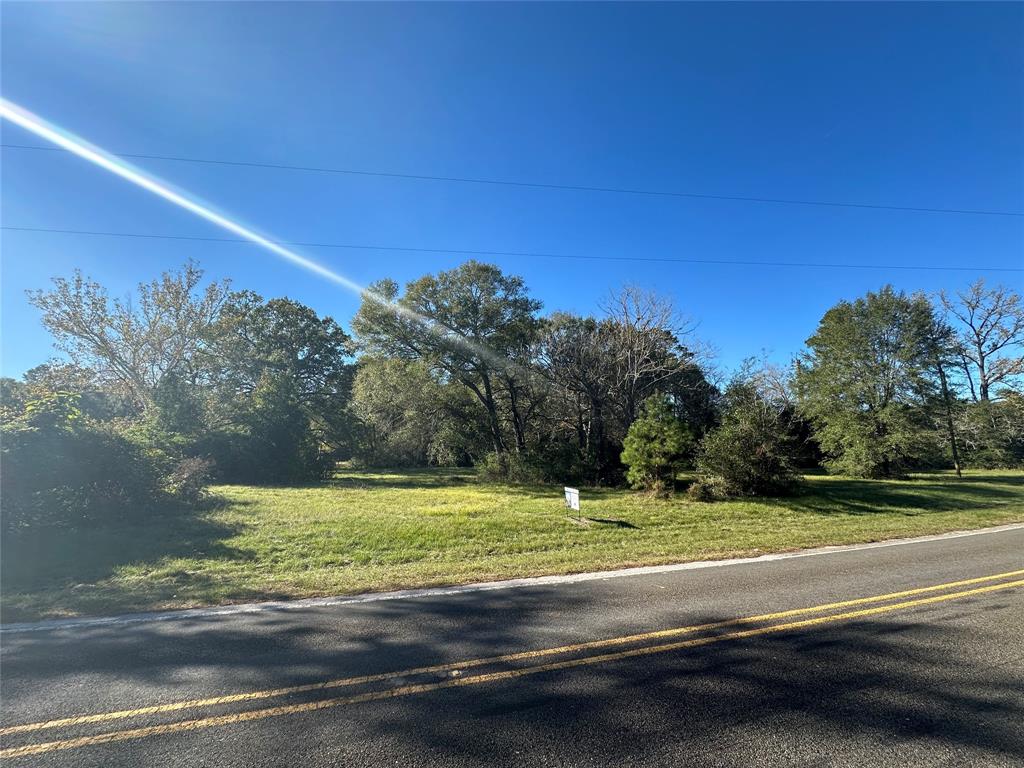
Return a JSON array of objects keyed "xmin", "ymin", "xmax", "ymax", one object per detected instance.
[
  {"xmin": 464, "ymin": 371, "xmax": 506, "ymax": 456},
  {"xmin": 591, "ymin": 400, "xmax": 607, "ymax": 481},
  {"xmin": 936, "ymin": 361, "xmax": 962, "ymax": 478},
  {"xmin": 960, "ymin": 356, "xmax": 978, "ymax": 403},
  {"xmin": 505, "ymin": 381, "xmax": 527, "ymax": 453},
  {"xmin": 481, "ymin": 376, "xmax": 506, "ymax": 455},
  {"xmin": 976, "ymin": 346, "xmax": 990, "ymax": 401}
]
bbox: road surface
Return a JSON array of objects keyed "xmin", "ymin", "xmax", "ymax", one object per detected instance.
[{"xmin": 2, "ymin": 526, "xmax": 1022, "ymax": 767}]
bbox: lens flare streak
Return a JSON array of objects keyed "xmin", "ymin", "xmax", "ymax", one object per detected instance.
[{"xmin": 0, "ymin": 97, "xmax": 498, "ymax": 361}]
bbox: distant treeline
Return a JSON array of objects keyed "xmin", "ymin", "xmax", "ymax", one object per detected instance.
[{"xmin": 2, "ymin": 260, "xmax": 1022, "ymax": 530}]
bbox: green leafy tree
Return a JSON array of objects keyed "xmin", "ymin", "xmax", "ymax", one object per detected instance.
[
  {"xmin": 201, "ymin": 293, "xmax": 357, "ymax": 479},
  {"xmin": 352, "ymin": 261, "xmax": 542, "ymax": 457},
  {"xmin": 0, "ymin": 377, "xmax": 30, "ymax": 422},
  {"xmin": 205, "ymin": 294, "xmax": 355, "ymax": 410},
  {"xmin": 151, "ymin": 371, "xmax": 208, "ymax": 436},
  {"xmin": 0, "ymin": 392, "xmax": 167, "ymax": 532},
  {"xmin": 22, "ymin": 362, "xmax": 129, "ymax": 420},
  {"xmin": 795, "ymin": 287, "xmax": 939, "ymax": 477},
  {"xmin": 246, "ymin": 370, "xmax": 327, "ymax": 483},
  {"xmin": 956, "ymin": 394, "xmax": 1024, "ymax": 468},
  {"xmin": 27, "ymin": 261, "xmax": 229, "ymax": 413},
  {"xmin": 25, "ymin": 264, "xmax": 359, "ymax": 485},
  {"xmin": 695, "ymin": 381, "xmax": 801, "ymax": 497},
  {"xmin": 352, "ymin": 357, "xmax": 487, "ymax": 466},
  {"xmin": 620, "ymin": 395, "xmax": 693, "ymax": 494}
]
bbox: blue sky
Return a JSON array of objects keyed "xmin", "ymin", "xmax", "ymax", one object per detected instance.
[{"xmin": 2, "ymin": 2, "xmax": 1022, "ymax": 377}]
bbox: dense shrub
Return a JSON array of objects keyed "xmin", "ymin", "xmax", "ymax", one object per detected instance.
[
  {"xmin": 476, "ymin": 441, "xmax": 614, "ymax": 485},
  {"xmin": 164, "ymin": 456, "xmax": 215, "ymax": 503},
  {"xmin": 476, "ymin": 451, "xmax": 542, "ymax": 484},
  {"xmin": 956, "ymin": 395, "xmax": 1024, "ymax": 469},
  {"xmin": 184, "ymin": 372, "xmax": 332, "ymax": 485},
  {"xmin": 685, "ymin": 478, "xmax": 718, "ymax": 502},
  {"xmin": 535, "ymin": 442, "xmax": 612, "ymax": 486},
  {"xmin": 191, "ymin": 427, "xmax": 329, "ymax": 485},
  {"xmin": 695, "ymin": 383, "xmax": 801, "ymax": 498},
  {"xmin": 1, "ymin": 393, "xmax": 168, "ymax": 532},
  {"xmin": 620, "ymin": 395, "xmax": 693, "ymax": 495}
]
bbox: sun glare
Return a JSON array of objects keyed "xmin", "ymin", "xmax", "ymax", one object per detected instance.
[{"xmin": 0, "ymin": 97, "xmax": 497, "ymax": 359}]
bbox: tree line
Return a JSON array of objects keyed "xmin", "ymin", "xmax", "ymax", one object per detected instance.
[{"xmin": 2, "ymin": 259, "xmax": 1022, "ymax": 530}]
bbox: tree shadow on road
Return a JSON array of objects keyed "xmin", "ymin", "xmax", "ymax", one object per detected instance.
[
  {"xmin": 2, "ymin": 583, "xmax": 1021, "ymax": 765},
  {"xmin": 361, "ymin": 602, "xmax": 1024, "ymax": 765}
]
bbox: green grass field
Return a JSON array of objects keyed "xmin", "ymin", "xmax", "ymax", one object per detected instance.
[{"xmin": 3, "ymin": 468, "xmax": 1022, "ymax": 622}]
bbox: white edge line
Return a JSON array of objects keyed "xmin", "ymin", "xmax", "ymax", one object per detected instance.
[{"xmin": 3, "ymin": 523, "xmax": 1022, "ymax": 635}]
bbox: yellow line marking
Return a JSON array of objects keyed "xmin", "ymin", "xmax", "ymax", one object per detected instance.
[
  {"xmin": 2, "ymin": 568, "xmax": 1022, "ymax": 739},
  {"xmin": 2, "ymin": 577, "xmax": 1021, "ymax": 759}
]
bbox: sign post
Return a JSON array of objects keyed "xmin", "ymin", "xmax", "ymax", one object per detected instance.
[{"xmin": 564, "ymin": 486, "xmax": 581, "ymax": 522}]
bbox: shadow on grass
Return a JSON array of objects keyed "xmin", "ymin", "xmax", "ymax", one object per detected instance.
[
  {"xmin": 1, "ymin": 583, "xmax": 1020, "ymax": 764},
  {"xmin": 585, "ymin": 517, "xmax": 640, "ymax": 529},
  {"xmin": 774, "ymin": 475, "xmax": 1024, "ymax": 517},
  {"xmin": 3, "ymin": 469, "xmax": 1019, "ymax": 622},
  {"xmin": 328, "ymin": 467, "xmax": 477, "ymax": 491},
  {"xmin": 0, "ymin": 494, "xmax": 252, "ymax": 622},
  {"xmin": 489, "ymin": 472, "xmax": 1024, "ymax": 517},
  {"xmin": 934, "ymin": 473, "xmax": 1024, "ymax": 486}
]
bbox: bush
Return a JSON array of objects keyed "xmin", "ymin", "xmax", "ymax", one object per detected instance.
[
  {"xmin": 685, "ymin": 478, "xmax": 720, "ymax": 502},
  {"xmin": 190, "ymin": 416, "xmax": 331, "ymax": 486},
  {"xmin": 956, "ymin": 396, "xmax": 1024, "ymax": 469},
  {"xmin": 621, "ymin": 395, "xmax": 694, "ymax": 495},
  {"xmin": 476, "ymin": 451, "xmax": 545, "ymax": 484},
  {"xmin": 476, "ymin": 441, "xmax": 614, "ymax": 486},
  {"xmin": 164, "ymin": 456, "xmax": 215, "ymax": 503},
  {"xmin": 1, "ymin": 393, "xmax": 168, "ymax": 532},
  {"xmin": 695, "ymin": 383, "xmax": 801, "ymax": 497}
]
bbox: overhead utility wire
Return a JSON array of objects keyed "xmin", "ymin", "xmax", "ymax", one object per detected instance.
[
  {"xmin": 4, "ymin": 225, "xmax": 1021, "ymax": 273},
  {"xmin": 2, "ymin": 143, "xmax": 1020, "ymax": 218}
]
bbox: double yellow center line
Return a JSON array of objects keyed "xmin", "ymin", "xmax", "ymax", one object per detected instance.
[{"xmin": 2, "ymin": 569, "xmax": 1022, "ymax": 759}]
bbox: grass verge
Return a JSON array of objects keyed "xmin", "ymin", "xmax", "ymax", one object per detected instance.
[{"xmin": 3, "ymin": 468, "xmax": 1022, "ymax": 622}]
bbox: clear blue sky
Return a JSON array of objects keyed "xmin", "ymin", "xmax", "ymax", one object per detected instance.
[{"xmin": 2, "ymin": 2, "xmax": 1022, "ymax": 377}]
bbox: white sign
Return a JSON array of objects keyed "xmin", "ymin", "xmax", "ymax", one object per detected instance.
[{"xmin": 564, "ymin": 486, "xmax": 580, "ymax": 512}]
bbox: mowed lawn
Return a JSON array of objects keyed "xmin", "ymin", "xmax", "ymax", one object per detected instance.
[{"xmin": 3, "ymin": 468, "xmax": 1023, "ymax": 622}]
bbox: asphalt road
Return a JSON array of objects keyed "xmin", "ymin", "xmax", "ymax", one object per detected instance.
[{"xmin": 2, "ymin": 526, "xmax": 1023, "ymax": 767}]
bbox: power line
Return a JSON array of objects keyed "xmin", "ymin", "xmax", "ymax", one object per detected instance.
[
  {"xmin": 4, "ymin": 225, "xmax": 1021, "ymax": 273},
  {"xmin": 3, "ymin": 142, "xmax": 1021, "ymax": 219}
]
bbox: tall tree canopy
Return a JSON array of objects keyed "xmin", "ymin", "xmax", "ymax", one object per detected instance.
[
  {"xmin": 25, "ymin": 263, "xmax": 359, "ymax": 483},
  {"xmin": 537, "ymin": 294, "xmax": 714, "ymax": 482},
  {"xmin": 939, "ymin": 279, "xmax": 1024, "ymax": 401},
  {"xmin": 351, "ymin": 357, "xmax": 487, "ymax": 466},
  {"xmin": 352, "ymin": 261, "xmax": 542, "ymax": 456},
  {"xmin": 795, "ymin": 286, "xmax": 941, "ymax": 477},
  {"xmin": 27, "ymin": 261, "xmax": 229, "ymax": 412},
  {"xmin": 15, "ymin": 257, "xmax": 1021, "ymax": 507},
  {"xmin": 204, "ymin": 292, "xmax": 357, "ymax": 451}
]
